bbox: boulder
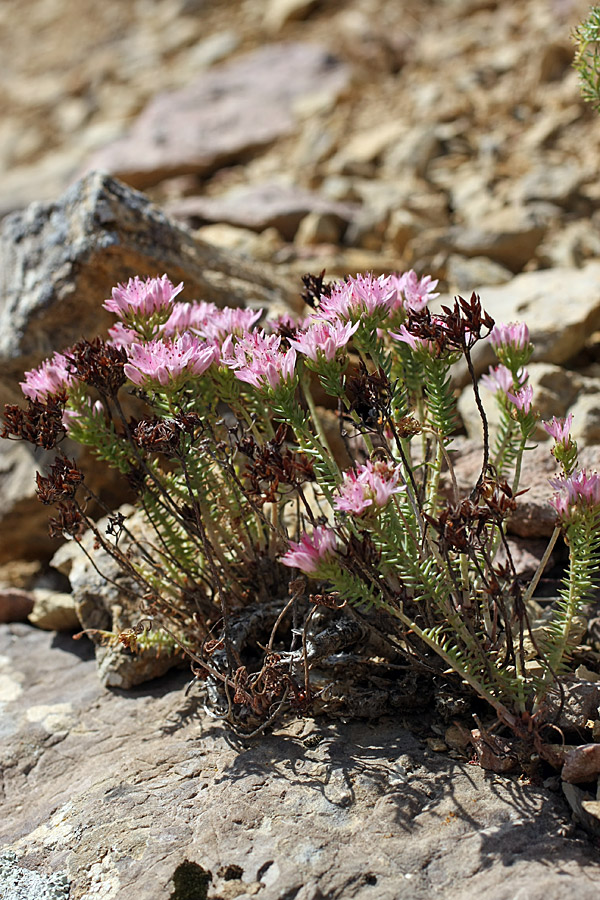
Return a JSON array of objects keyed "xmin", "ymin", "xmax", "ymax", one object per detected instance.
[{"xmin": 0, "ymin": 170, "xmax": 295, "ymax": 409}]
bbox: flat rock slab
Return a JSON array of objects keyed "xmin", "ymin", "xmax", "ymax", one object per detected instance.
[
  {"xmin": 166, "ymin": 181, "xmax": 358, "ymax": 241},
  {"xmin": 85, "ymin": 43, "xmax": 351, "ymax": 189},
  {"xmin": 1, "ymin": 624, "xmax": 599, "ymax": 900},
  {"xmin": 0, "ymin": 170, "xmax": 295, "ymax": 408}
]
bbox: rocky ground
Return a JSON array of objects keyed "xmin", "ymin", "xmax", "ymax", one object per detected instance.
[{"xmin": 3, "ymin": 0, "xmax": 600, "ymax": 896}]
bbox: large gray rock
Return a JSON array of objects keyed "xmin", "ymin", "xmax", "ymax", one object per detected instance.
[
  {"xmin": 84, "ymin": 43, "xmax": 351, "ymax": 189},
  {"xmin": 0, "ymin": 170, "xmax": 295, "ymax": 409},
  {"xmin": 1, "ymin": 622, "xmax": 599, "ymax": 900}
]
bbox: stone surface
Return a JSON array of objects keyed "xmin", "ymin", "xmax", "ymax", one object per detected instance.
[
  {"xmin": 166, "ymin": 181, "xmax": 356, "ymax": 241},
  {"xmin": 263, "ymin": 0, "xmax": 319, "ymax": 33},
  {"xmin": 51, "ymin": 508, "xmax": 183, "ymax": 689},
  {"xmin": 1, "ymin": 622, "xmax": 600, "ymax": 900},
  {"xmin": 0, "ymin": 442, "xmax": 63, "ymax": 565},
  {"xmin": 459, "ymin": 362, "xmax": 585, "ymax": 443},
  {"xmin": 85, "ymin": 44, "xmax": 351, "ymax": 189},
  {"xmin": 27, "ymin": 589, "xmax": 79, "ymax": 632},
  {"xmin": 446, "ymin": 262, "xmax": 600, "ymax": 375},
  {"xmin": 447, "ymin": 209, "xmax": 547, "ymax": 272},
  {"xmin": 0, "ymin": 170, "xmax": 294, "ymax": 408},
  {"xmin": 562, "ymin": 744, "xmax": 600, "ymax": 784},
  {"xmin": 0, "ymin": 589, "xmax": 34, "ymax": 624}
]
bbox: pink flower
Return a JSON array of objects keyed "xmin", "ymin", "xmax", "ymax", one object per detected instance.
[
  {"xmin": 124, "ymin": 334, "xmax": 219, "ymax": 387},
  {"xmin": 221, "ymin": 331, "xmax": 297, "ymax": 391},
  {"xmin": 104, "ymin": 275, "xmax": 184, "ymax": 320},
  {"xmin": 20, "ymin": 352, "xmax": 74, "ymax": 401},
  {"xmin": 549, "ymin": 468, "xmax": 600, "ymax": 521},
  {"xmin": 389, "ymin": 319, "xmax": 447, "ymax": 354},
  {"xmin": 289, "ymin": 319, "xmax": 359, "ymax": 362},
  {"xmin": 200, "ymin": 306, "xmax": 263, "ymax": 343},
  {"xmin": 480, "ymin": 364, "xmax": 527, "ymax": 395},
  {"xmin": 161, "ymin": 300, "xmax": 219, "ymax": 336},
  {"xmin": 389, "ymin": 324, "xmax": 423, "ymax": 352},
  {"xmin": 334, "ymin": 460, "xmax": 404, "ymax": 515},
  {"xmin": 280, "ymin": 525, "xmax": 337, "ymax": 573},
  {"xmin": 389, "ymin": 270, "xmax": 439, "ymax": 312},
  {"xmin": 318, "ymin": 274, "xmax": 397, "ymax": 322},
  {"xmin": 107, "ymin": 321, "xmax": 139, "ymax": 348},
  {"xmin": 542, "ymin": 414, "xmax": 573, "ymax": 447},
  {"xmin": 507, "ymin": 383, "xmax": 534, "ymax": 414},
  {"xmin": 490, "ymin": 322, "xmax": 530, "ymax": 352}
]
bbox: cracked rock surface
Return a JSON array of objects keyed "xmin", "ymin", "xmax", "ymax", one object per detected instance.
[{"xmin": 1, "ymin": 623, "xmax": 599, "ymax": 899}]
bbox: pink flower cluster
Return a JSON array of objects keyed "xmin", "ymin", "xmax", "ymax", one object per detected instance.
[
  {"xmin": 124, "ymin": 334, "xmax": 219, "ymax": 387},
  {"xmin": 104, "ymin": 275, "xmax": 184, "ymax": 320},
  {"xmin": 389, "ymin": 270, "xmax": 439, "ymax": 312},
  {"xmin": 549, "ymin": 468, "xmax": 600, "ymax": 521},
  {"xmin": 318, "ymin": 273, "xmax": 397, "ymax": 322},
  {"xmin": 490, "ymin": 322, "xmax": 530, "ymax": 353},
  {"xmin": 280, "ymin": 525, "xmax": 337, "ymax": 573},
  {"xmin": 506, "ymin": 383, "xmax": 534, "ymax": 414},
  {"xmin": 289, "ymin": 319, "xmax": 359, "ymax": 362},
  {"xmin": 221, "ymin": 331, "xmax": 296, "ymax": 391},
  {"xmin": 20, "ymin": 352, "xmax": 74, "ymax": 402},
  {"xmin": 542, "ymin": 414, "xmax": 573, "ymax": 448},
  {"xmin": 334, "ymin": 459, "xmax": 403, "ymax": 515},
  {"xmin": 480, "ymin": 364, "xmax": 525, "ymax": 395}
]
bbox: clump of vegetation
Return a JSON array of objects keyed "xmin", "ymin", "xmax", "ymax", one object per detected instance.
[
  {"xmin": 2, "ymin": 270, "xmax": 599, "ymax": 757},
  {"xmin": 573, "ymin": 6, "xmax": 600, "ymax": 111}
]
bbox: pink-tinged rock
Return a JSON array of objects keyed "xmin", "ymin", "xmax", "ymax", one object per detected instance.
[
  {"xmin": 84, "ymin": 44, "xmax": 351, "ymax": 189},
  {"xmin": 166, "ymin": 182, "xmax": 357, "ymax": 240},
  {"xmin": 562, "ymin": 744, "xmax": 600, "ymax": 784}
]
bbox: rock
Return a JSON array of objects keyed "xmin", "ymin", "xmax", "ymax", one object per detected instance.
[
  {"xmin": 516, "ymin": 162, "xmax": 584, "ymax": 207},
  {"xmin": 537, "ymin": 42, "xmax": 573, "ymax": 84},
  {"xmin": 51, "ymin": 509, "xmax": 182, "ymax": 689},
  {"xmin": 385, "ymin": 209, "xmax": 420, "ymax": 254},
  {"xmin": 0, "ymin": 589, "xmax": 34, "ymax": 624},
  {"xmin": 0, "ymin": 560, "xmax": 41, "ymax": 590},
  {"xmin": 264, "ymin": 0, "xmax": 319, "ymax": 33},
  {"xmin": 383, "ymin": 124, "xmax": 443, "ymax": 180},
  {"xmin": 195, "ymin": 223, "xmax": 284, "ymax": 260},
  {"xmin": 85, "ymin": 44, "xmax": 351, "ymax": 189},
  {"xmin": 0, "ymin": 850, "xmax": 70, "ymax": 900},
  {"xmin": 0, "ymin": 442, "xmax": 62, "ymax": 564},
  {"xmin": 445, "ymin": 254, "xmax": 512, "ymax": 294},
  {"xmin": 0, "ymin": 170, "xmax": 295, "ymax": 408},
  {"xmin": 448, "ymin": 262, "xmax": 600, "ymax": 374},
  {"xmin": 536, "ymin": 219, "xmax": 600, "ymax": 269},
  {"xmin": 459, "ymin": 363, "xmax": 585, "ymax": 444},
  {"xmin": 28, "ymin": 589, "xmax": 79, "ymax": 632},
  {"xmin": 569, "ymin": 389, "xmax": 600, "ymax": 446},
  {"xmin": 294, "ymin": 212, "xmax": 344, "ymax": 246},
  {"xmin": 447, "ymin": 208, "xmax": 547, "ymax": 272},
  {"xmin": 444, "ymin": 440, "xmax": 560, "ymax": 539},
  {"xmin": 327, "ymin": 122, "xmax": 407, "ymax": 177},
  {"xmin": 562, "ymin": 783, "xmax": 600, "ymax": 839},
  {"xmin": 344, "ymin": 206, "xmax": 389, "ymax": 251},
  {"xmin": 544, "ymin": 678, "xmax": 600, "ymax": 731},
  {"xmin": 182, "ymin": 29, "xmax": 239, "ymax": 69},
  {"xmin": 562, "ymin": 744, "xmax": 600, "ymax": 784},
  {"xmin": 165, "ymin": 181, "xmax": 356, "ymax": 241},
  {"xmin": 2, "ymin": 622, "xmax": 600, "ymax": 900}
]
